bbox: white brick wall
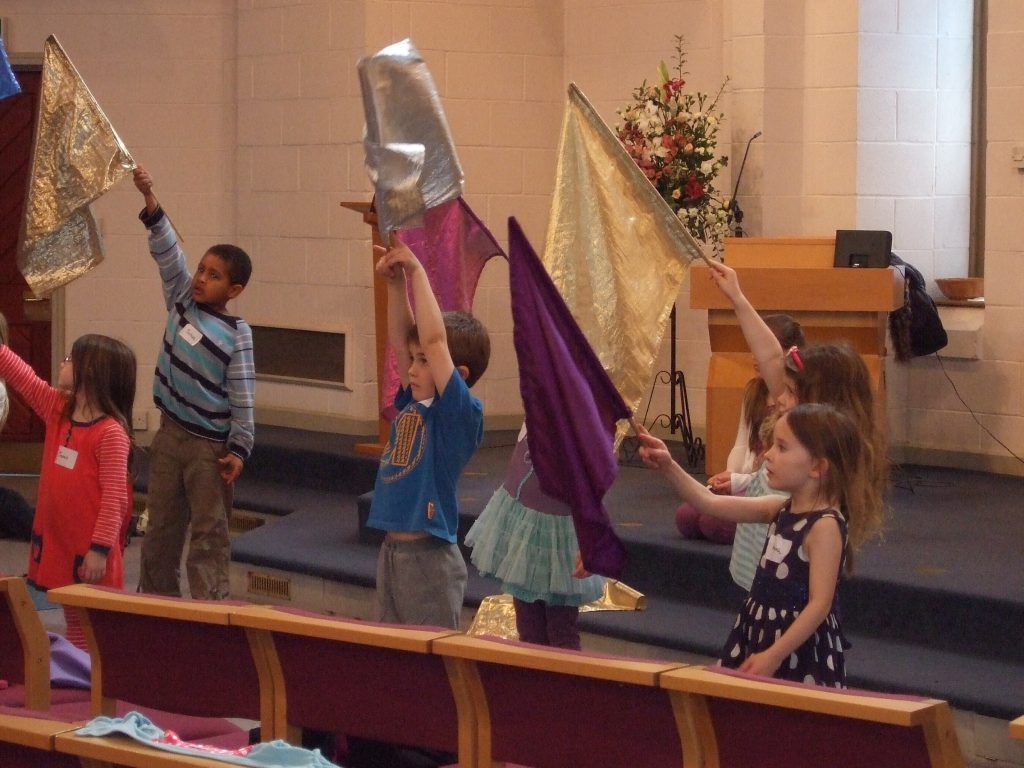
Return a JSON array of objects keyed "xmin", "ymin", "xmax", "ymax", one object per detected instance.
[{"xmin": 3, "ymin": 0, "xmax": 1021, "ymax": 468}]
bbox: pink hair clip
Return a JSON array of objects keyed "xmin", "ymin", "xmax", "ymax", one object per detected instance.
[{"xmin": 786, "ymin": 345, "xmax": 805, "ymax": 371}]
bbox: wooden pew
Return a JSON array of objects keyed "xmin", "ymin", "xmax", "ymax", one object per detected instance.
[
  {"xmin": 46, "ymin": 584, "xmax": 269, "ymax": 767},
  {"xmin": 660, "ymin": 665, "xmax": 965, "ymax": 768},
  {"xmin": 0, "ymin": 576, "xmax": 53, "ymax": 710},
  {"xmin": 231, "ymin": 605, "xmax": 471, "ymax": 766},
  {"xmin": 1010, "ymin": 715, "xmax": 1024, "ymax": 741},
  {"xmin": 0, "ymin": 710, "xmax": 80, "ymax": 768},
  {"xmin": 432, "ymin": 633, "xmax": 696, "ymax": 768}
]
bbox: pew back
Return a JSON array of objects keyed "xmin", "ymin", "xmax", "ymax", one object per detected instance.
[
  {"xmin": 660, "ymin": 666, "xmax": 965, "ymax": 768},
  {"xmin": 232, "ymin": 605, "xmax": 469, "ymax": 763},
  {"xmin": 46, "ymin": 584, "xmax": 267, "ymax": 724},
  {"xmin": 433, "ymin": 633, "xmax": 695, "ymax": 768}
]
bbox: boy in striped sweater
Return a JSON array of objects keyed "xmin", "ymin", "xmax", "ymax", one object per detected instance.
[{"xmin": 134, "ymin": 166, "xmax": 254, "ymax": 600}]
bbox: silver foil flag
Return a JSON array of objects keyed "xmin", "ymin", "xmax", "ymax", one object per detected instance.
[
  {"xmin": 543, "ymin": 83, "xmax": 706, "ymax": 445},
  {"xmin": 358, "ymin": 39, "xmax": 463, "ymax": 236},
  {"xmin": 18, "ymin": 36, "xmax": 134, "ymax": 297}
]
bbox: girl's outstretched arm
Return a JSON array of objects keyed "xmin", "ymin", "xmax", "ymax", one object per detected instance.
[
  {"xmin": 738, "ymin": 515, "xmax": 843, "ymax": 677},
  {"xmin": 636, "ymin": 427, "xmax": 783, "ymax": 523},
  {"xmin": 705, "ymin": 260, "xmax": 787, "ymax": 400}
]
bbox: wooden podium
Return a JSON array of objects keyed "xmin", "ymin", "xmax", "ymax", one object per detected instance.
[{"xmin": 690, "ymin": 238, "xmax": 904, "ymax": 474}]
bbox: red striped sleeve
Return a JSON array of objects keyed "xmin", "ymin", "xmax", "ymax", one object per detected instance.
[
  {"xmin": 0, "ymin": 345, "xmax": 64, "ymax": 419},
  {"xmin": 90, "ymin": 420, "xmax": 131, "ymax": 552}
]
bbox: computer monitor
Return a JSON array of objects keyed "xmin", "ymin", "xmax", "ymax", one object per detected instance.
[{"xmin": 833, "ymin": 230, "xmax": 891, "ymax": 268}]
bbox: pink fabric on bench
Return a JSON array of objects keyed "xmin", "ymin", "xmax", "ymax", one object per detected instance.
[{"xmin": 0, "ymin": 685, "xmax": 90, "ymax": 709}]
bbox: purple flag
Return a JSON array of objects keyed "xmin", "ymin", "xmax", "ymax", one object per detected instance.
[
  {"xmin": 381, "ymin": 197, "xmax": 505, "ymax": 418},
  {"xmin": 508, "ymin": 217, "xmax": 631, "ymax": 578},
  {"xmin": 0, "ymin": 37, "xmax": 21, "ymax": 101}
]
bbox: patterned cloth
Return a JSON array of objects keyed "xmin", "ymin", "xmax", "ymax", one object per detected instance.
[
  {"xmin": 77, "ymin": 711, "xmax": 338, "ymax": 767},
  {"xmin": 721, "ymin": 504, "xmax": 850, "ymax": 688}
]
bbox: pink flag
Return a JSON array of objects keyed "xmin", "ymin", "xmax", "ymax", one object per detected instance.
[{"xmin": 381, "ymin": 197, "xmax": 505, "ymax": 417}]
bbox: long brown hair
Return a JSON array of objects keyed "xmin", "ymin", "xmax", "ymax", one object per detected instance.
[
  {"xmin": 783, "ymin": 403, "xmax": 884, "ymax": 574},
  {"xmin": 741, "ymin": 314, "xmax": 805, "ymax": 455},
  {"xmin": 784, "ymin": 342, "xmax": 885, "ymax": 482},
  {"xmin": 61, "ymin": 335, "xmax": 137, "ymax": 471}
]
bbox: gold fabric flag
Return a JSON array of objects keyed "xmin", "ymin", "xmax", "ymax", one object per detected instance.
[
  {"xmin": 543, "ymin": 83, "xmax": 705, "ymax": 437},
  {"xmin": 18, "ymin": 35, "xmax": 134, "ymax": 296}
]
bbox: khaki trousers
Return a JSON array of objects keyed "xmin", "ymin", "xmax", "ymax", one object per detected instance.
[{"xmin": 139, "ymin": 418, "xmax": 232, "ymax": 599}]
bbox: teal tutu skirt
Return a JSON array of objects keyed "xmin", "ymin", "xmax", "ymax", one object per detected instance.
[{"xmin": 465, "ymin": 487, "xmax": 605, "ymax": 606}]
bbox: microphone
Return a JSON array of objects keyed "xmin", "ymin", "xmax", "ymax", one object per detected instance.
[{"xmin": 729, "ymin": 131, "xmax": 762, "ymax": 238}]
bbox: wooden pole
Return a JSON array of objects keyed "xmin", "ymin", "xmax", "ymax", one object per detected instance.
[{"xmin": 340, "ymin": 201, "xmax": 389, "ymax": 456}]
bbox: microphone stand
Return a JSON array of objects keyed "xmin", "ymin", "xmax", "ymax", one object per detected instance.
[{"xmin": 729, "ymin": 131, "xmax": 762, "ymax": 238}]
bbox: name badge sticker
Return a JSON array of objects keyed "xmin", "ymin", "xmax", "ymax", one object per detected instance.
[
  {"xmin": 764, "ymin": 534, "xmax": 792, "ymax": 564},
  {"xmin": 179, "ymin": 324, "xmax": 203, "ymax": 346},
  {"xmin": 55, "ymin": 446, "xmax": 78, "ymax": 470}
]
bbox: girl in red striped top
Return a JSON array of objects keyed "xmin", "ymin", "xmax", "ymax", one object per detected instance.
[{"xmin": 0, "ymin": 321, "xmax": 136, "ymax": 650}]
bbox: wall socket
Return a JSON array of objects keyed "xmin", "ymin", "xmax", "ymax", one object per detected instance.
[{"xmin": 132, "ymin": 411, "xmax": 148, "ymax": 431}]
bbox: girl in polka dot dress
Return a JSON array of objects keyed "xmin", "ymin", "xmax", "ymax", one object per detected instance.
[{"xmin": 638, "ymin": 403, "xmax": 883, "ymax": 688}]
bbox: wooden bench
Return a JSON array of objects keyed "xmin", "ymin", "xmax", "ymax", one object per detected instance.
[
  {"xmin": 0, "ymin": 709, "xmax": 80, "ymax": 768},
  {"xmin": 433, "ymin": 633, "xmax": 696, "ymax": 768},
  {"xmin": 231, "ymin": 605, "xmax": 470, "ymax": 765},
  {"xmin": 46, "ymin": 584, "xmax": 269, "ymax": 767},
  {"xmin": 660, "ymin": 665, "xmax": 965, "ymax": 768},
  {"xmin": 0, "ymin": 576, "xmax": 55, "ymax": 710}
]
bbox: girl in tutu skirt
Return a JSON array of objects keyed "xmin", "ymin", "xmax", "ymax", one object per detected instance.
[
  {"xmin": 638, "ymin": 403, "xmax": 883, "ymax": 687},
  {"xmin": 465, "ymin": 424, "xmax": 604, "ymax": 649}
]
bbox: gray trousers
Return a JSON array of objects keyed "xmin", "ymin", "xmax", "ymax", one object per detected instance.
[{"xmin": 374, "ymin": 535, "xmax": 467, "ymax": 629}]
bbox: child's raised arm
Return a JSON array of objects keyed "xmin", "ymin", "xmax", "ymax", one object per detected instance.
[
  {"xmin": 374, "ymin": 235, "xmax": 455, "ymax": 395},
  {"xmin": 133, "ymin": 165, "xmax": 159, "ymax": 214},
  {"xmin": 705, "ymin": 260, "xmax": 787, "ymax": 401},
  {"xmin": 636, "ymin": 426, "xmax": 783, "ymax": 524},
  {"xmin": 374, "ymin": 239, "xmax": 415, "ymax": 389}
]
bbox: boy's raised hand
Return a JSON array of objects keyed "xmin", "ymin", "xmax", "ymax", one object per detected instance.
[
  {"xmin": 133, "ymin": 165, "xmax": 159, "ymax": 213},
  {"xmin": 373, "ymin": 234, "xmax": 422, "ymax": 282},
  {"xmin": 133, "ymin": 166, "xmax": 153, "ymax": 195}
]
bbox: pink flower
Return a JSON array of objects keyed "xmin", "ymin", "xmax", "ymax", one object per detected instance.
[
  {"xmin": 684, "ymin": 174, "xmax": 704, "ymax": 200},
  {"xmin": 672, "ymin": 188, "xmax": 682, "ymax": 200}
]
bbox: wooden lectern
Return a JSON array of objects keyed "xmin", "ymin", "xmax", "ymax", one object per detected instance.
[
  {"xmin": 341, "ymin": 201, "xmax": 389, "ymax": 456},
  {"xmin": 690, "ymin": 238, "xmax": 903, "ymax": 474}
]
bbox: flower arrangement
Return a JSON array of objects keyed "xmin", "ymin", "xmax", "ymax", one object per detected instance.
[{"xmin": 616, "ymin": 36, "xmax": 732, "ymax": 254}]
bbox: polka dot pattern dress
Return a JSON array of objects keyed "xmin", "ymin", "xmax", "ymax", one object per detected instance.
[{"xmin": 720, "ymin": 504, "xmax": 850, "ymax": 688}]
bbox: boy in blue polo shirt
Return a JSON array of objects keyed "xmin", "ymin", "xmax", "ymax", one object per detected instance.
[{"xmin": 369, "ymin": 235, "xmax": 490, "ymax": 629}]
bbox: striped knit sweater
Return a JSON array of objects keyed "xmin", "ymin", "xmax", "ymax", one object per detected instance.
[{"xmin": 141, "ymin": 207, "xmax": 255, "ymax": 460}]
